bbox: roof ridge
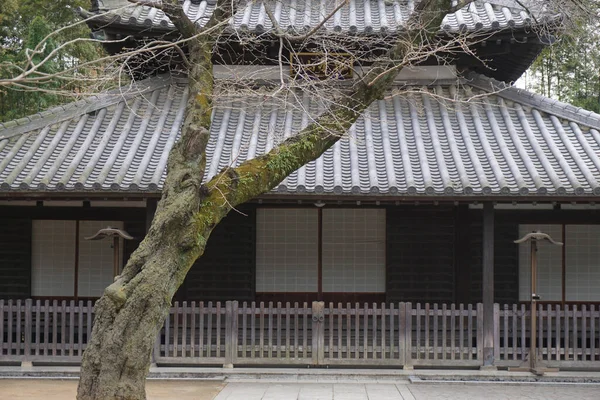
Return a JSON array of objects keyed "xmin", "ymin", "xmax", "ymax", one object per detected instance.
[
  {"xmin": 465, "ymin": 72, "xmax": 600, "ymax": 130},
  {"xmin": 0, "ymin": 74, "xmax": 176, "ymax": 141}
]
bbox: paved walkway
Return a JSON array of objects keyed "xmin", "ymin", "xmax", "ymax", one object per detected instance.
[
  {"xmin": 214, "ymin": 382, "xmax": 600, "ymax": 400},
  {"xmin": 2, "ymin": 379, "xmax": 600, "ymax": 400}
]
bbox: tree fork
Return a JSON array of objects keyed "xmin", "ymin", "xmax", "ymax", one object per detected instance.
[{"xmin": 77, "ymin": 1, "xmax": 471, "ymax": 399}]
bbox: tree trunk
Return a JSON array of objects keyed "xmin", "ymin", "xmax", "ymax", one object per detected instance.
[{"xmin": 77, "ymin": 1, "xmax": 463, "ymax": 398}]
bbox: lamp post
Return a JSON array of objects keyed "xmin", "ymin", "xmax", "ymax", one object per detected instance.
[
  {"xmin": 512, "ymin": 231, "xmax": 563, "ymax": 375},
  {"xmin": 85, "ymin": 227, "xmax": 133, "ymax": 277}
]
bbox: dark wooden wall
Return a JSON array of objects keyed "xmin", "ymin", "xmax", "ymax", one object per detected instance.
[
  {"xmin": 0, "ymin": 218, "xmax": 32, "ymax": 299},
  {"xmin": 386, "ymin": 207, "xmax": 456, "ymax": 304},
  {"xmin": 0, "ymin": 206, "xmax": 146, "ymax": 299},
  {"xmin": 178, "ymin": 206, "xmax": 256, "ymax": 302},
  {"xmin": 5, "ymin": 204, "xmax": 585, "ymax": 305}
]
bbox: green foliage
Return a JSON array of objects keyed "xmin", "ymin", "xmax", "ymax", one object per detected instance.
[
  {"xmin": 525, "ymin": 9, "xmax": 600, "ymax": 113},
  {"xmin": 0, "ymin": 0, "xmax": 104, "ymax": 121}
]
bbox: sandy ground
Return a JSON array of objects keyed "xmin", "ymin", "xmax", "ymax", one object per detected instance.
[
  {"xmin": 0, "ymin": 379, "xmax": 225, "ymax": 400},
  {"xmin": 3, "ymin": 379, "xmax": 600, "ymax": 400}
]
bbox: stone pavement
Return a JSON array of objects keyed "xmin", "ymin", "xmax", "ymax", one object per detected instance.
[
  {"xmin": 214, "ymin": 382, "xmax": 600, "ymax": 400},
  {"xmin": 1, "ymin": 379, "xmax": 600, "ymax": 399}
]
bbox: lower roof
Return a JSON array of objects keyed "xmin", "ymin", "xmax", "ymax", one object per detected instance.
[{"xmin": 1, "ymin": 73, "xmax": 600, "ymax": 198}]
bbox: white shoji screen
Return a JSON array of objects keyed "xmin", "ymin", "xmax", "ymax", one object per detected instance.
[
  {"xmin": 31, "ymin": 220, "xmax": 76, "ymax": 297},
  {"xmin": 78, "ymin": 221, "xmax": 124, "ymax": 297},
  {"xmin": 256, "ymin": 209, "xmax": 319, "ymax": 292},
  {"xmin": 518, "ymin": 224, "xmax": 563, "ymax": 301},
  {"xmin": 322, "ymin": 209, "xmax": 386, "ymax": 293},
  {"xmin": 565, "ymin": 225, "xmax": 600, "ymax": 301}
]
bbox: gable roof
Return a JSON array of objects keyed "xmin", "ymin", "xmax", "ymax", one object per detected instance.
[
  {"xmin": 2, "ymin": 73, "xmax": 600, "ymax": 198},
  {"xmin": 85, "ymin": 0, "xmax": 540, "ymax": 35}
]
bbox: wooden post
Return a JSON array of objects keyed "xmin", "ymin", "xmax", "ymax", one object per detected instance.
[
  {"xmin": 401, "ymin": 302, "xmax": 412, "ymax": 369},
  {"xmin": 482, "ymin": 202, "xmax": 495, "ymax": 368},
  {"xmin": 311, "ymin": 301, "xmax": 324, "ymax": 365},
  {"xmin": 231, "ymin": 301, "xmax": 239, "ymax": 365},
  {"xmin": 530, "ymin": 240, "xmax": 538, "ymax": 370},
  {"xmin": 23, "ymin": 299, "xmax": 32, "ymax": 367},
  {"xmin": 224, "ymin": 301, "xmax": 234, "ymax": 368}
]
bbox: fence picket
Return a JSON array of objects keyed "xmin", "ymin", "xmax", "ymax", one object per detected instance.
[
  {"xmin": 86, "ymin": 301, "xmax": 93, "ymax": 353},
  {"xmin": 450, "ymin": 304, "xmax": 456, "ymax": 360},
  {"xmin": 77, "ymin": 301, "xmax": 83, "ymax": 356},
  {"xmin": 190, "ymin": 302, "xmax": 196, "ymax": 358},
  {"xmin": 476, "ymin": 303, "xmax": 483, "ymax": 362},
  {"xmin": 16, "ymin": 300, "xmax": 22, "ymax": 357},
  {"xmin": 302, "ymin": 302, "xmax": 308, "ymax": 359},
  {"xmin": 546, "ymin": 304, "xmax": 551, "ymax": 362},
  {"xmin": 250, "ymin": 302, "xmax": 255, "ymax": 359},
  {"xmin": 293, "ymin": 302, "xmax": 298, "ymax": 359},
  {"xmin": 591, "ymin": 305, "xmax": 596, "ymax": 361},
  {"xmin": 7, "ymin": 300, "xmax": 14, "ymax": 356},
  {"xmin": 381, "ymin": 303, "xmax": 386, "ymax": 360},
  {"xmin": 582, "ymin": 305, "xmax": 587, "ymax": 362},
  {"xmin": 241, "ymin": 302, "xmax": 247, "ymax": 359},
  {"xmin": 433, "ymin": 304, "xmax": 438, "ymax": 360},
  {"xmin": 182, "ymin": 302, "xmax": 188, "ymax": 358},
  {"xmin": 285, "ymin": 302, "xmax": 290, "ymax": 360},
  {"xmin": 216, "ymin": 302, "xmax": 222, "ymax": 358},
  {"xmin": 0, "ymin": 300, "xmax": 4, "ymax": 356},
  {"xmin": 276, "ymin": 302, "xmax": 282, "ymax": 359},
  {"xmin": 34, "ymin": 300, "xmax": 41, "ymax": 356},
  {"xmin": 259, "ymin": 302, "xmax": 265, "ymax": 358},
  {"xmin": 354, "ymin": 304, "xmax": 359, "ymax": 360}
]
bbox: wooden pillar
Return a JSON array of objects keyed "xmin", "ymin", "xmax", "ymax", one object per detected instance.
[
  {"xmin": 482, "ymin": 202, "xmax": 495, "ymax": 367},
  {"xmin": 146, "ymin": 198, "xmax": 158, "ymax": 234}
]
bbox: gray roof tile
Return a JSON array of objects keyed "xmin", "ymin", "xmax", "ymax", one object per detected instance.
[
  {"xmin": 2, "ymin": 73, "xmax": 600, "ymax": 197},
  {"xmin": 87, "ymin": 0, "xmax": 541, "ymax": 35}
]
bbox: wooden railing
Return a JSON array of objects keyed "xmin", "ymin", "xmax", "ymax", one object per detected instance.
[
  {"xmin": 408, "ymin": 303, "xmax": 482, "ymax": 367},
  {"xmin": 496, "ymin": 304, "xmax": 600, "ymax": 368},
  {"xmin": 1, "ymin": 299, "xmax": 94, "ymax": 363},
  {"xmin": 2, "ymin": 299, "xmax": 600, "ymax": 369}
]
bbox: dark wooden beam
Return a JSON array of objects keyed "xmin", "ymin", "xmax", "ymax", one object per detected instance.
[
  {"xmin": 0, "ymin": 206, "xmax": 146, "ymax": 221},
  {"xmin": 482, "ymin": 202, "xmax": 495, "ymax": 367}
]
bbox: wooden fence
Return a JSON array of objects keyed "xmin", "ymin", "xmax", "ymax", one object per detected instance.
[
  {"xmin": 496, "ymin": 304, "xmax": 600, "ymax": 369},
  {"xmin": 0, "ymin": 299, "xmax": 93, "ymax": 363},
  {"xmin": 2, "ymin": 299, "xmax": 600, "ymax": 369}
]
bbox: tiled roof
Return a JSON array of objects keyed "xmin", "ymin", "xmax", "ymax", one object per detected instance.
[
  {"xmin": 2, "ymin": 73, "xmax": 600, "ymax": 197},
  {"xmin": 87, "ymin": 0, "xmax": 538, "ymax": 35}
]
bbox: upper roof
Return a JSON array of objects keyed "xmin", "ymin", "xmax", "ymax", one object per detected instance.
[
  {"xmin": 2, "ymin": 73, "xmax": 600, "ymax": 198},
  {"xmin": 86, "ymin": 0, "xmax": 540, "ymax": 35}
]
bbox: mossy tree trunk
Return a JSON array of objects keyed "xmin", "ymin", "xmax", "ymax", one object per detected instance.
[{"xmin": 76, "ymin": 1, "xmax": 469, "ymax": 399}]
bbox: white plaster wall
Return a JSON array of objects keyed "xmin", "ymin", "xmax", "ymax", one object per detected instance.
[
  {"xmin": 565, "ymin": 225, "xmax": 600, "ymax": 301},
  {"xmin": 322, "ymin": 209, "xmax": 386, "ymax": 293},
  {"xmin": 256, "ymin": 209, "xmax": 319, "ymax": 292},
  {"xmin": 31, "ymin": 220, "xmax": 76, "ymax": 297}
]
